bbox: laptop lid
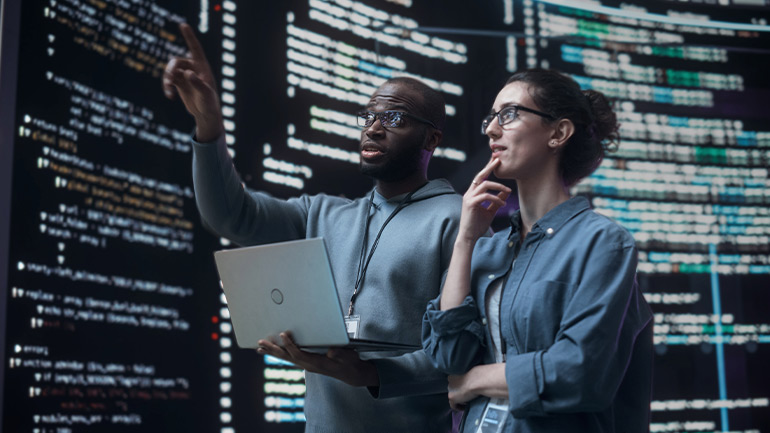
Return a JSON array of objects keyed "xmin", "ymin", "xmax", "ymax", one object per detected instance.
[{"xmin": 213, "ymin": 238, "xmax": 419, "ymax": 352}]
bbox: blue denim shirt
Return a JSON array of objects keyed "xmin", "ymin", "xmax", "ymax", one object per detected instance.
[{"xmin": 423, "ymin": 196, "xmax": 653, "ymax": 432}]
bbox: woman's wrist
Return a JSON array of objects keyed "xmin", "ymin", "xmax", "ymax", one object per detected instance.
[{"xmin": 454, "ymin": 235, "xmax": 478, "ymax": 251}]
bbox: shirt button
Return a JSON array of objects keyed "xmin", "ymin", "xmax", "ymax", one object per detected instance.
[
  {"xmin": 507, "ymin": 241, "xmax": 514, "ymax": 248},
  {"xmin": 546, "ymin": 227, "xmax": 554, "ymax": 235},
  {"xmin": 488, "ymin": 274, "xmax": 495, "ymax": 280},
  {"xmin": 481, "ymin": 318, "xmax": 488, "ymax": 325},
  {"xmin": 475, "ymin": 419, "xmax": 480, "ymax": 426}
]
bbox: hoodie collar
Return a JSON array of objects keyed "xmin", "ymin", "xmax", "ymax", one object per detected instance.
[{"xmin": 371, "ymin": 179, "xmax": 457, "ymax": 205}]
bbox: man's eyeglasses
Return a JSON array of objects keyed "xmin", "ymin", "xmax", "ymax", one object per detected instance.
[
  {"xmin": 480, "ymin": 105, "xmax": 555, "ymax": 135},
  {"xmin": 357, "ymin": 110, "xmax": 438, "ymax": 129}
]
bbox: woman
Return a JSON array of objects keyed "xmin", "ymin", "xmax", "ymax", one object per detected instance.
[{"xmin": 422, "ymin": 69, "xmax": 653, "ymax": 432}]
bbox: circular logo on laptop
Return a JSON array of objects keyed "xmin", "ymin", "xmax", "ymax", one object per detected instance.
[{"xmin": 270, "ymin": 288, "xmax": 284, "ymax": 305}]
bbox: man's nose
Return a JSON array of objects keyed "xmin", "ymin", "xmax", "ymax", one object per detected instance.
[{"xmin": 365, "ymin": 117, "xmax": 385, "ymax": 137}]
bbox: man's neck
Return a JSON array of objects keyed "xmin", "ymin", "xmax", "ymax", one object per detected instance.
[{"xmin": 375, "ymin": 174, "xmax": 429, "ymax": 199}]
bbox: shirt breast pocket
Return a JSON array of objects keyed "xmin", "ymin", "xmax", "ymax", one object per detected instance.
[{"xmin": 507, "ymin": 279, "xmax": 575, "ymax": 350}]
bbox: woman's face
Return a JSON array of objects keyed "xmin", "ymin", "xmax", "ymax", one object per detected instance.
[{"xmin": 485, "ymin": 81, "xmax": 557, "ymax": 181}]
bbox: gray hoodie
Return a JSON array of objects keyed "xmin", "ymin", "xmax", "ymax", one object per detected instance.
[{"xmin": 193, "ymin": 136, "xmax": 462, "ymax": 432}]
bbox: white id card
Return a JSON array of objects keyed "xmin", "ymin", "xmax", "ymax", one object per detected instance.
[
  {"xmin": 344, "ymin": 315, "xmax": 361, "ymax": 338},
  {"xmin": 475, "ymin": 400, "xmax": 509, "ymax": 433}
]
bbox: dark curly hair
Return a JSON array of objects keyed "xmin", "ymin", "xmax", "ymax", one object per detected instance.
[{"xmin": 505, "ymin": 68, "xmax": 619, "ymax": 187}]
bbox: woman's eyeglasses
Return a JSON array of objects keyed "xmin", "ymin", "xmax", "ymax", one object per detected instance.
[{"xmin": 481, "ymin": 105, "xmax": 554, "ymax": 135}]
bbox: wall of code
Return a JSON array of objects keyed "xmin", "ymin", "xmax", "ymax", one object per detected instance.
[
  {"xmin": 0, "ymin": 0, "xmax": 229, "ymax": 431},
  {"xmin": 2, "ymin": 1, "xmax": 768, "ymax": 432}
]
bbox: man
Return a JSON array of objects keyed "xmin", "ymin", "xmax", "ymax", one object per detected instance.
[{"xmin": 163, "ymin": 23, "xmax": 461, "ymax": 432}]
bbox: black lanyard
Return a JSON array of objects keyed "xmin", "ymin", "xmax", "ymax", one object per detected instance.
[{"xmin": 347, "ymin": 183, "xmax": 427, "ymax": 316}]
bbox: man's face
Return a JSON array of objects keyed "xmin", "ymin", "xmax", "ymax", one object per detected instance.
[{"xmin": 359, "ymin": 82, "xmax": 429, "ymax": 182}]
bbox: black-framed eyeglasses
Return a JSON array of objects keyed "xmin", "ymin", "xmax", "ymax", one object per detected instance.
[
  {"xmin": 480, "ymin": 105, "xmax": 555, "ymax": 135},
  {"xmin": 357, "ymin": 110, "xmax": 438, "ymax": 129}
]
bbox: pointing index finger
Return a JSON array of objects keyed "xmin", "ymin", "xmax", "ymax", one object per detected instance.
[{"xmin": 179, "ymin": 22, "xmax": 206, "ymax": 61}]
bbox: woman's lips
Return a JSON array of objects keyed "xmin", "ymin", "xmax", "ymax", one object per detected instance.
[{"xmin": 490, "ymin": 144, "xmax": 506, "ymax": 157}]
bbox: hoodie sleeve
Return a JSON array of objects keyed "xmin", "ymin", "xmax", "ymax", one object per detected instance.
[
  {"xmin": 192, "ymin": 136, "xmax": 309, "ymax": 245},
  {"xmin": 368, "ymin": 347, "xmax": 449, "ymax": 398}
]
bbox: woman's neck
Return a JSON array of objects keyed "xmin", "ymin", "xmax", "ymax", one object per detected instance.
[{"xmin": 516, "ymin": 177, "xmax": 570, "ymax": 239}]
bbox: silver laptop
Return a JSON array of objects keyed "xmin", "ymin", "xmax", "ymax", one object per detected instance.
[{"xmin": 213, "ymin": 237, "xmax": 420, "ymax": 352}]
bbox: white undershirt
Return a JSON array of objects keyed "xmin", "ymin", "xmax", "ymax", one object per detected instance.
[
  {"xmin": 485, "ymin": 278, "xmax": 506, "ymax": 364},
  {"xmin": 483, "ymin": 270, "xmax": 511, "ymax": 416}
]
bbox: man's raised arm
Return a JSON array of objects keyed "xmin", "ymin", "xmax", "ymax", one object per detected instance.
[{"xmin": 162, "ymin": 23, "xmax": 224, "ymax": 142}]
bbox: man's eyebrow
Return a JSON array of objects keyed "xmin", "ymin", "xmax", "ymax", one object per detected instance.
[
  {"xmin": 364, "ymin": 102, "xmax": 410, "ymax": 111},
  {"xmin": 388, "ymin": 104, "xmax": 410, "ymax": 112}
]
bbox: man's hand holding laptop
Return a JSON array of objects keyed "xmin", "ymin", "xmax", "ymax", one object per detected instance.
[{"xmin": 257, "ymin": 332, "xmax": 380, "ymax": 387}]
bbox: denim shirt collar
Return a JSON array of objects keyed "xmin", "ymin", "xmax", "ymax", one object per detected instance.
[{"xmin": 508, "ymin": 196, "xmax": 592, "ymax": 239}]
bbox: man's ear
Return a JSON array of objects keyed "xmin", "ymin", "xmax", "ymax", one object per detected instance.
[
  {"xmin": 424, "ymin": 129, "xmax": 442, "ymax": 152},
  {"xmin": 548, "ymin": 118, "xmax": 575, "ymax": 150}
]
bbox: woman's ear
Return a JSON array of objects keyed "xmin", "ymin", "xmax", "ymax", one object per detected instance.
[{"xmin": 548, "ymin": 118, "xmax": 575, "ymax": 150}]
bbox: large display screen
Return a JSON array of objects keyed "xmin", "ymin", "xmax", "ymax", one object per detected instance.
[{"xmin": 1, "ymin": 1, "xmax": 768, "ymax": 432}]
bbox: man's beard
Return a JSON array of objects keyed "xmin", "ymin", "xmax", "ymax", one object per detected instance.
[{"xmin": 359, "ymin": 143, "xmax": 424, "ymax": 182}]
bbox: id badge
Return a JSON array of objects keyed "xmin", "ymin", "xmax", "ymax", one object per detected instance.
[
  {"xmin": 344, "ymin": 315, "xmax": 361, "ymax": 339},
  {"xmin": 474, "ymin": 401, "xmax": 509, "ymax": 433}
]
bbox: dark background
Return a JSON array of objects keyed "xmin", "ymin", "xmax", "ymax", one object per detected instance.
[{"xmin": 1, "ymin": 0, "xmax": 769, "ymax": 432}]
